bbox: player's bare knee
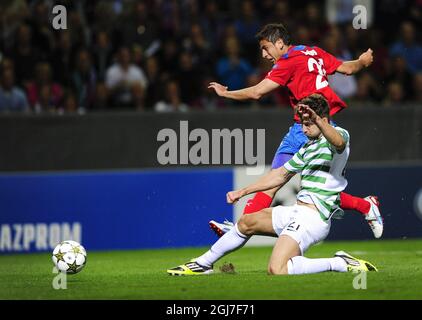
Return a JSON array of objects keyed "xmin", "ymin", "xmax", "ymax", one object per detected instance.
[
  {"xmin": 268, "ymin": 262, "xmax": 289, "ymax": 275},
  {"xmin": 280, "ymin": 264, "xmax": 289, "ymax": 275},
  {"xmin": 267, "ymin": 264, "xmax": 282, "ymax": 275},
  {"xmin": 238, "ymin": 214, "xmax": 257, "ymax": 235}
]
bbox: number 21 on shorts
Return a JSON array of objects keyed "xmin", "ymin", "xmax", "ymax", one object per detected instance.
[{"xmin": 286, "ymin": 221, "xmax": 301, "ymax": 232}]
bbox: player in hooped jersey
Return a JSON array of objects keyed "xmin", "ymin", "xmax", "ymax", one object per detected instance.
[
  {"xmin": 167, "ymin": 94, "xmax": 378, "ymax": 276},
  {"xmin": 208, "ymin": 23, "xmax": 383, "ymax": 238}
]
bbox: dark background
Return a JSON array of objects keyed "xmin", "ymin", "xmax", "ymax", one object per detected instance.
[{"xmin": 1, "ymin": 106, "xmax": 421, "ymax": 171}]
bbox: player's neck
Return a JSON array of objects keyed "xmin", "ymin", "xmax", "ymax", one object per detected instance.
[{"xmin": 280, "ymin": 44, "xmax": 293, "ymax": 56}]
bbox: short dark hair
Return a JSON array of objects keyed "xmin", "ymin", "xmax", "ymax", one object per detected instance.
[
  {"xmin": 298, "ymin": 94, "xmax": 330, "ymax": 119},
  {"xmin": 255, "ymin": 23, "xmax": 291, "ymax": 45}
]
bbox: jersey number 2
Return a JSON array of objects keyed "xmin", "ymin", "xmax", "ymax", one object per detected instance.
[{"xmin": 307, "ymin": 58, "xmax": 328, "ymax": 90}]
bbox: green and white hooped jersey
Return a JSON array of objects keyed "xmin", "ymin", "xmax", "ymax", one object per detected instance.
[{"xmin": 283, "ymin": 127, "xmax": 350, "ymax": 221}]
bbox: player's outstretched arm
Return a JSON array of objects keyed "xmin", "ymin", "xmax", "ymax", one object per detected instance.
[
  {"xmin": 208, "ymin": 78, "xmax": 279, "ymax": 101},
  {"xmin": 226, "ymin": 167, "xmax": 294, "ymax": 204},
  {"xmin": 336, "ymin": 48, "xmax": 373, "ymax": 75}
]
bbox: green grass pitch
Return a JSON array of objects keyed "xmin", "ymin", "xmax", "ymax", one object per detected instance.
[{"xmin": 1, "ymin": 239, "xmax": 422, "ymax": 300}]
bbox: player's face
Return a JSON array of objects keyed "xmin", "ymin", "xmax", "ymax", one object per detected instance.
[
  {"xmin": 302, "ymin": 122, "xmax": 321, "ymax": 139},
  {"xmin": 259, "ymin": 39, "xmax": 283, "ymax": 64}
]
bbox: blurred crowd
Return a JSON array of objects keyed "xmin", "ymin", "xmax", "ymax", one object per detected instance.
[{"xmin": 0, "ymin": 0, "xmax": 421, "ymax": 114}]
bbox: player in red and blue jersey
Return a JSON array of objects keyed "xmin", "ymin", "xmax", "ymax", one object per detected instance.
[{"xmin": 208, "ymin": 23, "xmax": 383, "ymax": 238}]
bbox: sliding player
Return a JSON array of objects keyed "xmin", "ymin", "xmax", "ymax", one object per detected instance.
[
  {"xmin": 168, "ymin": 94, "xmax": 377, "ymax": 276},
  {"xmin": 208, "ymin": 23, "xmax": 383, "ymax": 239}
]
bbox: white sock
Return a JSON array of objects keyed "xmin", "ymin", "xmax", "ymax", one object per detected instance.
[
  {"xmin": 287, "ymin": 256, "xmax": 347, "ymax": 274},
  {"xmin": 196, "ymin": 224, "xmax": 249, "ymax": 268}
]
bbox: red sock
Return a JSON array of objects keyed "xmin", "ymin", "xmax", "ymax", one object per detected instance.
[
  {"xmin": 243, "ymin": 192, "xmax": 273, "ymax": 214},
  {"xmin": 340, "ymin": 192, "xmax": 370, "ymax": 215}
]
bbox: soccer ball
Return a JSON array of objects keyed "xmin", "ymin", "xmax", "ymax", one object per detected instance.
[{"xmin": 52, "ymin": 240, "xmax": 87, "ymax": 274}]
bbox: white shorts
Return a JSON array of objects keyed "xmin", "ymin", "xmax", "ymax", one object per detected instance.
[{"xmin": 271, "ymin": 204, "xmax": 331, "ymax": 255}]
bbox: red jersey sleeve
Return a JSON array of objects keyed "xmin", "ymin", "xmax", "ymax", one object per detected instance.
[
  {"xmin": 314, "ymin": 47, "xmax": 343, "ymax": 75},
  {"xmin": 265, "ymin": 62, "xmax": 292, "ymax": 86}
]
